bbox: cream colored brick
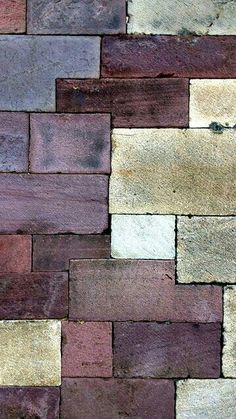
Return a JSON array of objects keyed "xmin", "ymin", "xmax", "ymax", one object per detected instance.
[{"xmin": 223, "ymin": 286, "xmax": 236, "ymax": 377}]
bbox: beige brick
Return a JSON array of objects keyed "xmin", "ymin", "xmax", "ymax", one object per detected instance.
[
  {"xmin": 0, "ymin": 320, "xmax": 61, "ymax": 386},
  {"xmin": 223, "ymin": 286, "xmax": 236, "ymax": 377},
  {"xmin": 110, "ymin": 129, "xmax": 236, "ymax": 215}
]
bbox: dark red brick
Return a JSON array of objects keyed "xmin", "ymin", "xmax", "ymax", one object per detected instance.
[
  {"xmin": 0, "ymin": 235, "xmax": 31, "ymax": 273},
  {"xmin": 114, "ymin": 322, "xmax": 221, "ymax": 378},
  {"xmin": 102, "ymin": 35, "xmax": 236, "ymax": 78},
  {"xmin": 61, "ymin": 378, "xmax": 175, "ymax": 419},
  {"xmin": 57, "ymin": 78, "xmax": 189, "ymax": 128},
  {"xmin": 0, "ymin": 0, "xmax": 26, "ymax": 33}
]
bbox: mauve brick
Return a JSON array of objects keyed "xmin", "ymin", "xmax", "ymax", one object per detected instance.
[
  {"xmin": 69, "ymin": 259, "xmax": 222, "ymax": 322},
  {"xmin": 62, "ymin": 322, "xmax": 112, "ymax": 377},
  {"xmin": 0, "ymin": 0, "xmax": 26, "ymax": 33},
  {"xmin": 102, "ymin": 35, "xmax": 236, "ymax": 78},
  {"xmin": 30, "ymin": 114, "xmax": 111, "ymax": 174},
  {"xmin": 0, "ymin": 272, "xmax": 68, "ymax": 319},
  {"xmin": 61, "ymin": 378, "xmax": 175, "ymax": 419},
  {"xmin": 0, "ymin": 235, "xmax": 31, "ymax": 273},
  {"xmin": 33, "ymin": 235, "xmax": 110, "ymax": 271},
  {"xmin": 0, "ymin": 174, "xmax": 108, "ymax": 234},
  {"xmin": 114, "ymin": 322, "xmax": 221, "ymax": 378},
  {"xmin": 57, "ymin": 78, "xmax": 189, "ymax": 128}
]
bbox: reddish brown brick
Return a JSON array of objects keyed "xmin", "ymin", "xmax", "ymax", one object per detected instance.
[
  {"xmin": 61, "ymin": 378, "xmax": 175, "ymax": 419},
  {"xmin": 62, "ymin": 322, "xmax": 112, "ymax": 377},
  {"xmin": 0, "ymin": 272, "xmax": 68, "ymax": 319},
  {"xmin": 33, "ymin": 235, "xmax": 110, "ymax": 271},
  {"xmin": 0, "ymin": 0, "xmax": 26, "ymax": 33},
  {"xmin": 0, "ymin": 235, "xmax": 31, "ymax": 273},
  {"xmin": 57, "ymin": 78, "xmax": 189, "ymax": 128},
  {"xmin": 114, "ymin": 322, "xmax": 221, "ymax": 378},
  {"xmin": 102, "ymin": 36, "xmax": 236, "ymax": 78}
]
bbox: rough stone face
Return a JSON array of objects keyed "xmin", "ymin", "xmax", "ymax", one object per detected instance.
[
  {"xmin": 0, "ymin": 174, "xmax": 108, "ymax": 234},
  {"xmin": 176, "ymin": 379, "xmax": 236, "ymax": 419},
  {"xmin": 111, "ymin": 214, "xmax": 175, "ymax": 259},
  {"xmin": 110, "ymin": 129, "xmax": 236, "ymax": 215},
  {"xmin": 33, "ymin": 235, "xmax": 110, "ymax": 271},
  {"xmin": 0, "ymin": 235, "xmax": 31, "ymax": 273},
  {"xmin": 223, "ymin": 286, "xmax": 236, "ymax": 377},
  {"xmin": 128, "ymin": 0, "xmax": 236, "ymax": 35},
  {"xmin": 0, "ymin": 320, "xmax": 61, "ymax": 386},
  {"xmin": 56, "ymin": 78, "xmax": 189, "ymax": 128},
  {"xmin": 30, "ymin": 114, "xmax": 111, "ymax": 174},
  {"xmin": 61, "ymin": 378, "xmax": 175, "ymax": 419},
  {"xmin": 28, "ymin": 0, "xmax": 126, "ymax": 34},
  {"xmin": 177, "ymin": 217, "xmax": 236, "ymax": 283},
  {"xmin": 0, "ymin": 36, "xmax": 100, "ymax": 111},
  {"xmin": 114, "ymin": 322, "xmax": 221, "ymax": 378},
  {"xmin": 0, "ymin": 0, "xmax": 26, "ymax": 33},
  {"xmin": 62, "ymin": 322, "xmax": 112, "ymax": 377},
  {"xmin": 69, "ymin": 259, "xmax": 222, "ymax": 322}
]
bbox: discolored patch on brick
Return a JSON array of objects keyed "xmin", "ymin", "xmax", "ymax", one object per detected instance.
[
  {"xmin": 0, "ymin": 0, "xmax": 26, "ymax": 33},
  {"xmin": 223, "ymin": 286, "xmax": 236, "ymax": 377},
  {"xmin": 0, "ymin": 235, "xmax": 31, "ymax": 273}
]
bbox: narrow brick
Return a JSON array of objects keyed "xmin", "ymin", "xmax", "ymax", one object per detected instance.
[
  {"xmin": 61, "ymin": 378, "xmax": 175, "ymax": 419},
  {"xmin": 223, "ymin": 286, "xmax": 236, "ymax": 377},
  {"xmin": 33, "ymin": 235, "xmax": 110, "ymax": 271},
  {"xmin": 114, "ymin": 322, "xmax": 221, "ymax": 378},
  {"xmin": 0, "ymin": 272, "xmax": 68, "ymax": 319},
  {"xmin": 102, "ymin": 36, "xmax": 236, "ymax": 78},
  {"xmin": 0, "ymin": 0, "xmax": 26, "ymax": 33},
  {"xmin": 57, "ymin": 78, "xmax": 189, "ymax": 128},
  {"xmin": 0, "ymin": 235, "xmax": 31, "ymax": 273},
  {"xmin": 30, "ymin": 114, "xmax": 111, "ymax": 174},
  {"xmin": 62, "ymin": 322, "xmax": 112, "ymax": 378},
  {"xmin": 0, "ymin": 174, "xmax": 108, "ymax": 234}
]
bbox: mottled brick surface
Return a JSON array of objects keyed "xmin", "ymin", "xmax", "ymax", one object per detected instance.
[
  {"xmin": 223, "ymin": 286, "xmax": 236, "ymax": 377},
  {"xmin": 0, "ymin": 235, "xmax": 31, "ymax": 273},
  {"xmin": 0, "ymin": 0, "xmax": 26, "ymax": 33}
]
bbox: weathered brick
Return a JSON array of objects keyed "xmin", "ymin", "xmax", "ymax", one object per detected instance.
[
  {"xmin": 57, "ymin": 78, "xmax": 189, "ymax": 128},
  {"xmin": 110, "ymin": 129, "xmax": 236, "ymax": 215},
  {"xmin": 0, "ymin": 235, "xmax": 31, "ymax": 273},
  {"xmin": 0, "ymin": 174, "xmax": 108, "ymax": 234},
  {"xmin": 28, "ymin": 0, "xmax": 126, "ymax": 34},
  {"xmin": 0, "ymin": 320, "xmax": 61, "ymax": 386},
  {"xmin": 0, "ymin": 272, "xmax": 68, "ymax": 319},
  {"xmin": 70, "ymin": 259, "xmax": 222, "ymax": 322},
  {"xmin": 33, "ymin": 235, "xmax": 110, "ymax": 271},
  {"xmin": 102, "ymin": 36, "xmax": 236, "ymax": 78},
  {"xmin": 0, "ymin": 0, "xmax": 25, "ymax": 33},
  {"xmin": 61, "ymin": 378, "xmax": 175, "ymax": 419},
  {"xmin": 223, "ymin": 286, "xmax": 236, "ymax": 377},
  {"xmin": 30, "ymin": 114, "xmax": 111, "ymax": 174},
  {"xmin": 114, "ymin": 322, "xmax": 221, "ymax": 378},
  {"xmin": 0, "ymin": 36, "xmax": 100, "ymax": 111},
  {"xmin": 62, "ymin": 322, "xmax": 112, "ymax": 377}
]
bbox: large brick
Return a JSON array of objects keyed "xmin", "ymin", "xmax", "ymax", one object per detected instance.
[
  {"xmin": 62, "ymin": 322, "xmax": 112, "ymax": 377},
  {"xmin": 33, "ymin": 235, "xmax": 110, "ymax": 271},
  {"xmin": 102, "ymin": 36, "xmax": 236, "ymax": 78},
  {"xmin": 223, "ymin": 286, "xmax": 236, "ymax": 377},
  {"xmin": 0, "ymin": 272, "xmax": 68, "ymax": 319},
  {"xmin": 57, "ymin": 78, "xmax": 189, "ymax": 128},
  {"xmin": 0, "ymin": 174, "xmax": 108, "ymax": 234},
  {"xmin": 114, "ymin": 322, "xmax": 221, "ymax": 378},
  {"xmin": 69, "ymin": 259, "xmax": 222, "ymax": 322},
  {"xmin": 0, "ymin": 0, "xmax": 26, "ymax": 33},
  {"xmin": 30, "ymin": 114, "xmax": 111, "ymax": 174},
  {"xmin": 28, "ymin": 0, "xmax": 126, "ymax": 34},
  {"xmin": 61, "ymin": 378, "xmax": 175, "ymax": 419},
  {"xmin": 0, "ymin": 36, "xmax": 100, "ymax": 111},
  {"xmin": 110, "ymin": 129, "xmax": 236, "ymax": 215},
  {"xmin": 0, "ymin": 235, "xmax": 31, "ymax": 273}
]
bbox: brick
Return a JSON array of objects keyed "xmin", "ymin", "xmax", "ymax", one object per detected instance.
[
  {"xmin": 57, "ymin": 78, "xmax": 189, "ymax": 128},
  {"xmin": 128, "ymin": 0, "xmax": 236, "ymax": 35},
  {"xmin": 0, "ymin": 112, "xmax": 29, "ymax": 172},
  {"xmin": 61, "ymin": 378, "xmax": 175, "ymax": 419},
  {"xmin": 28, "ymin": 0, "xmax": 126, "ymax": 34},
  {"xmin": 69, "ymin": 259, "xmax": 222, "ymax": 322},
  {"xmin": 176, "ymin": 379, "xmax": 236, "ymax": 419},
  {"xmin": 33, "ymin": 235, "xmax": 110, "ymax": 271},
  {"xmin": 0, "ymin": 235, "xmax": 31, "ymax": 273},
  {"xmin": 0, "ymin": 36, "xmax": 100, "ymax": 111},
  {"xmin": 30, "ymin": 113, "xmax": 111, "ymax": 174},
  {"xmin": 177, "ymin": 217, "xmax": 236, "ymax": 283},
  {"xmin": 0, "ymin": 320, "xmax": 61, "ymax": 386},
  {"xmin": 62, "ymin": 322, "xmax": 112, "ymax": 377},
  {"xmin": 102, "ymin": 36, "xmax": 236, "ymax": 78},
  {"xmin": 0, "ymin": 0, "xmax": 25, "ymax": 33},
  {"xmin": 110, "ymin": 129, "xmax": 236, "ymax": 215},
  {"xmin": 0, "ymin": 174, "xmax": 108, "ymax": 234},
  {"xmin": 0, "ymin": 272, "xmax": 68, "ymax": 319},
  {"xmin": 190, "ymin": 79, "xmax": 236, "ymax": 127},
  {"xmin": 111, "ymin": 214, "xmax": 175, "ymax": 259},
  {"xmin": 0, "ymin": 387, "xmax": 59, "ymax": 419},
  {"xmin": 223, "ymin": 286, "xmax": 236, "ymax": 377},
  {"xmin": 114, "ymin": 322, "xmax": 221, "ymax": 378}
]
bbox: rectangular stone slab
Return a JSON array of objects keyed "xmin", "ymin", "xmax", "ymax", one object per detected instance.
[
  {"xmin": 0, "ymin": 0, "xmax": 26, "ymax": 33},
  {"xmin": 110, "ymin": 129, "xmax": 236, "ymax": 215},
  {"xmin": 0, "ymin": 235, "xmax": 31, "ymax": 273},
  {"xmin": 223, "ymin": 286, "xmax": 236, "ymax": 377}
]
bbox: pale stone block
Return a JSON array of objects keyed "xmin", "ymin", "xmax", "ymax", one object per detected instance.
[{"xmin": 223, "ymin": 286, "xmax": 236, "ymax": 377}]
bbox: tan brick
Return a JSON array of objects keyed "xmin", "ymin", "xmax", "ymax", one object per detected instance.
[{"xmin": 223, "ymin": 286, "xmax": 236, "ymax": 377}]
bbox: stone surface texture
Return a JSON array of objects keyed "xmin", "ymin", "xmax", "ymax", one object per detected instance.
[
  {"xmin": 0, "ymin": 0, "xmax": 26, "ymax": 33},
  {"xmin": 223, "ymin": 286, "xmax": 236, "ymax": 377},
  {"xmin": 0, "ymin": 235, "xmax": 31, "ymax": 273}
]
